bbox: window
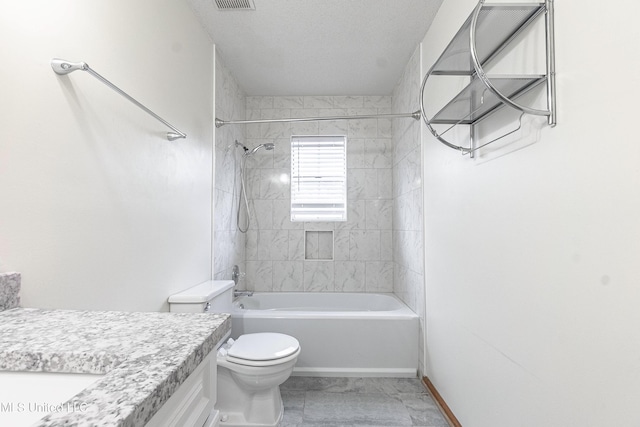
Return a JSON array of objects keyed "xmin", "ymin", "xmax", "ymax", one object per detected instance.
[{"xmin": 291, "ymin": 135, "xmax": 347, "ymax": 222}]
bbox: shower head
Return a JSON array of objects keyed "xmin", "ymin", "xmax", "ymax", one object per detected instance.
[{"xmin": 246, "ymin": 143, "xmax": 275, "ymax": 156}]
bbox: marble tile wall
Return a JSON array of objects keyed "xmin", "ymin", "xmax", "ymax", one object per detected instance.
[
  {"xmin": 243, "ymin": 96, "xmax": 394, "ymax": 292},
  {"xmin": 212, "ymin": 48, "xmax": 425, "ymax": 375},
  {"xmin": 213, "ymin": 53, "xmax": 247, "ymax": 286},
  {"xmin": 392, "ymin": 46, "xmax": 426, "ymax": 376}
]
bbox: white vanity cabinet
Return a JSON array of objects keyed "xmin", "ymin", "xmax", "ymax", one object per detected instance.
[{"xmin": 145, "ymin": 350, "xmax": 219, "ymax": 427}]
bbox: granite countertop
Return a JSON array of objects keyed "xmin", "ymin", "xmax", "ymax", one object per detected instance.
[{"xmin": 0, "ymin": 307, "xmax": 230, "ymax": 427}]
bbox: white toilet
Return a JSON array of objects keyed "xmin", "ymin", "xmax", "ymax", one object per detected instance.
[{"xmin": 168, "ymin": 280, "xmax": 300, "ymax": 427}]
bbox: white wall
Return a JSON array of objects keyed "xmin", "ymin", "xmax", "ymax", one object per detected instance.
[
  {"xmin": 0, "ymin": 0, "xmax": 214, "ymax": 312},
  {"xmin": 421, "ymin": 0, "xmax": 640, "ymax": 426}
]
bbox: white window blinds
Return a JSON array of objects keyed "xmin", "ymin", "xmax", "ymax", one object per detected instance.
[{"xmin": 291, "ymin": 135, "xmax": 347, "ymax": 222}]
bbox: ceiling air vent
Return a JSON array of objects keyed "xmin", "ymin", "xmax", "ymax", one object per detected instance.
[{"xmin": 214, "ymin": 0, "xmax": 255, "ymax": 11}]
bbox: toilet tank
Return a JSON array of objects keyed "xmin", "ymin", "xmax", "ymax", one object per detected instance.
[{"xmin": 168, "ymin": 280, "xmax": 235, "ymax": 313}]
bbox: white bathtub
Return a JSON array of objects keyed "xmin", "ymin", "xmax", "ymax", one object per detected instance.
[{"xmin": 231, "ymin": 292, "xmax": 419, "ymax": 378}]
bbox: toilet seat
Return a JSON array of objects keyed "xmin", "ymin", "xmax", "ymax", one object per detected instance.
[
  {"xmin": 225, "ymin": 348, "xmax": 300, "ymax": 367},
  {"xmin": 223, "ymin": 333, "xmax": 300, "ymax": 367}
]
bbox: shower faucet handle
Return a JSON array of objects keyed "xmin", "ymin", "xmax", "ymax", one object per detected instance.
[
  {"xmin": 232, "ymin": 265, "xmax": 240, "ymax": 285},
  {"xmin": 233, "ymin": 290, "xmax": 254, "ymax": 298}
]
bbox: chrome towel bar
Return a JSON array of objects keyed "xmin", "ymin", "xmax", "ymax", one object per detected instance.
[{"xmin": 51, "ymin": 58, "xmax": 186, "ymax": 141}]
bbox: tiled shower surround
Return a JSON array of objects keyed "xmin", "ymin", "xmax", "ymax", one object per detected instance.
[
  {"xmin": 213, "ymin": 52, "xmax": 246, "ymax": 282},
  {"xmin": 392, "ymin": 47, "xmax": 426, "ymax": 375},
  {"xmin": 213, "ymin": 47, "xmax": 425, "ymax": 373},
  {"xmin": 243, "ymin": 95, "xmax": 394, "ymax": 292}
]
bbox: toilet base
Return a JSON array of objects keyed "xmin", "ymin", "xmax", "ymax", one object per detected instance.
[
  {"xmin": 218, "ymin": 401, "xmax": 284, "ymax": 427},
  {"xmin": 216, "ymin": 362, "xmax": 290, "ymax": 427}
]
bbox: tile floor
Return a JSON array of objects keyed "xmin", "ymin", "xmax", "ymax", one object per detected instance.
[{"xmin": 279, "ymin": 377, "xmax": 449, "ymax": 427}]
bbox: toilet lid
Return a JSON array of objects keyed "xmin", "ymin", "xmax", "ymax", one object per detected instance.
[{"xmin": 227, "ymin": 332, "xmax": 300, "ymax": 361}]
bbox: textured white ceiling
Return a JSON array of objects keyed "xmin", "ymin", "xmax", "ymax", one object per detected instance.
[{"xmin": 186, "ymin": 0, "xmax": 443, "ymax": 96}]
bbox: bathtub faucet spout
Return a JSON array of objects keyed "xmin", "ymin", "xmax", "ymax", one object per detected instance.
[{"xmin": 234, "ymin": 290, "xmax": 254, "ymax": 298}]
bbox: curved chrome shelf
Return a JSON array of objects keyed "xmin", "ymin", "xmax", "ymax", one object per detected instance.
[
  {"xmin": 420, "ymin": 0, "xmax": 556, "ymax": 155},
  {"xmin": 430, "ymin": 75, "xmax": 546, "ymax": 125}
]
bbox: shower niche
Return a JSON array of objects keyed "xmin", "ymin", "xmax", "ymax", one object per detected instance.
[
  {"xmin": 304, "ymin": 230, "xmax": 334, "ymax": 260},
  {"xmin": 420, "ymin": 0, "xmax": 556, "ymax": 156}
]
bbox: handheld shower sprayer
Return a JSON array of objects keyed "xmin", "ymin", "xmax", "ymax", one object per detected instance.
[
  {"xmin": 233, "ymin": 140, "xmax": 276, "ymax": 233},
  {"xmin": 237, "ymin": 142, "xmax": 275, "ymax": 156}
]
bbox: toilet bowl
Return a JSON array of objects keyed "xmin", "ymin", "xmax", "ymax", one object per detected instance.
[
  {"xmin": 216, "ymin": 332, "xmax": 300, "ymax": 426},
  {"xmin": 168, "ymin": 281, "xmax": 301, "ymax": 427}
]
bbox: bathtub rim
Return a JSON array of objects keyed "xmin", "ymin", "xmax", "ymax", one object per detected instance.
[{"xmin": 232, "ymin": 292, "xmax": 418, "ymax": 320}]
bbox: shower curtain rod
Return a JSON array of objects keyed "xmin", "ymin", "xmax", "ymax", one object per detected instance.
[
  {"xmin": 215, "ymin": 110, "xmax": 421, "ymax": 128},
  {"xmin": 51, "ymin": 58, "xmax": 186, "ymax": 141}
]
